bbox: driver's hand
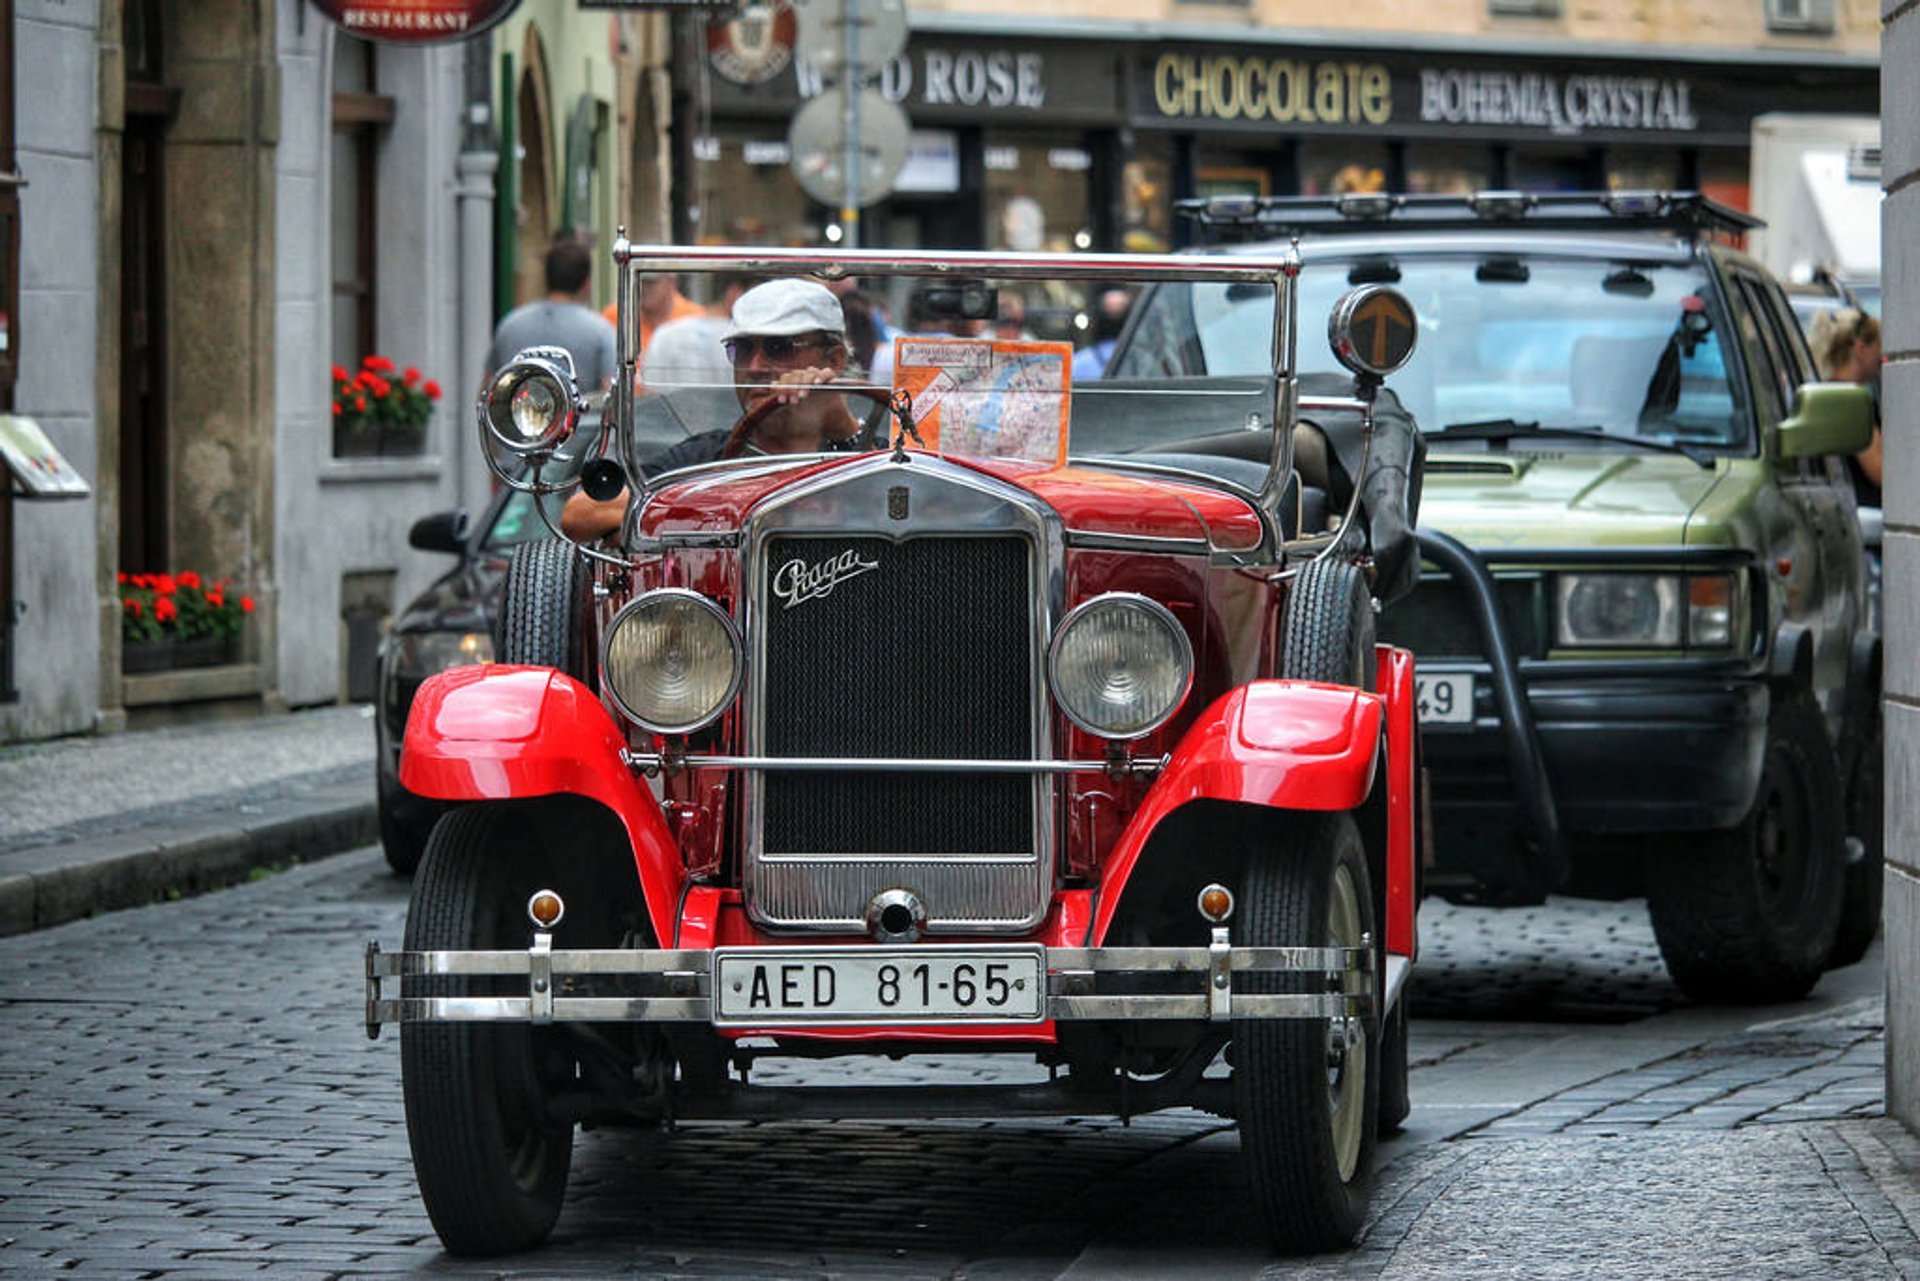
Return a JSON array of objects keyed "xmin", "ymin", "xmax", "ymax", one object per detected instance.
[{"xmin": 748, "ymin": 365, "xmax": 839, "ymax": 408}]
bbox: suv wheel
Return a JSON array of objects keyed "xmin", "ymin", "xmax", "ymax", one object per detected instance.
[
  {"xmin": 1832, "ymin": 708, "xmax": 1884, "ymax": 967},
  {"xmin": 1647, "ymin": 691, "xmax": 1845, "ymax": 1003},
  {"xmin": 401, "ymin": 805, "xmax": 578, "ymax": 1256},
  {"xmin": 1234, "ymin": 811, "xmax": 1379, "ymax": 1253}
]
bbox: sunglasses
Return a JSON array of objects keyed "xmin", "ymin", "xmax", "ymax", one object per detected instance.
[{"xmin": 723, "ymin": 333, "xmax": 828, "ymax": 365}]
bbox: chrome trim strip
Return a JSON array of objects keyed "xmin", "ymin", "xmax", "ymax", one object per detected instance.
[
  {"xmin": 628, "ymin": 753, "xmax": 1168, "ymax": 775},
  {"xmin": 1063, "ymin": 530, "xmax": 1213, "ymax": 555}
]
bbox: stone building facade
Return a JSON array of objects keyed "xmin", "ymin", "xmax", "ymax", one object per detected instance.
[{"xmin": 1882, "ymin": 0, "xmax": 1915, "ymax": 1131}]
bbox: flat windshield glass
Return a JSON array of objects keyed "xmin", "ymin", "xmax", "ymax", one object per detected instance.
[
  {"xmin": 625, "ymin": 267, "xmax": 1283, "ymax": 477},
  {"xmin": 1114, "ymin": 254, "xmax": 1748, "ymax": 451}
]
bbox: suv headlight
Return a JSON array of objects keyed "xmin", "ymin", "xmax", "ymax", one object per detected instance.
[
  {"xmin": 1554, "ymin": 572, "xmax": 1739, "ymax": 649},
  {"xmin": 602, "ymin": 590, "xmax": 743, "ymax": 734},
  {"xmin": 1048, "ymin": 593, "xmax": 1193, "ymax": 739},
  {"xmin": 390, "ymin": 630, "xmax": 494, "ymax": 677}
]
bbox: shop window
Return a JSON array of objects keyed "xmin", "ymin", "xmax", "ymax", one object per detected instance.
[
  {"xmin": 1765, "ymin": 0, "xmax": 1835, "ymax": 33},
  {"xmin": 1510, "ymin": 145, "xmax": 1604, "ymax": 193},
  {"xmin": 697, "ymin": 127, "xmax": 813, "ymax": 246},
  {"xmin": 1300, "ymin": 140, "xmax": 1390, "ymax": 197},
  {"xmin": 983, "ymin": 132, "xmax": 1094, "ymax": 341},
  {"xmin": 1489, "ymin": 0, "xmax": 1559, "ymax": 13},
  {"xmin": 331, "ymin": 37, "xmax": 394, "ymax": 384},
  {"xmin": 1123, "ymin": 139, "xmax": 1172, "ymax": 254},
  {"xmin": 1405, "ymin": 144, "xmax": 1490, "ymax": 195},
  {"xmin": 1605, "ymin": 150, "xmax": 1681, "ymax": 193}
]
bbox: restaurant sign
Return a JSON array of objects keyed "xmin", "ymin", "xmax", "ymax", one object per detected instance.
[{"xmin": 307, "ymin": 0, "xmax": 520, "ymax": 44}]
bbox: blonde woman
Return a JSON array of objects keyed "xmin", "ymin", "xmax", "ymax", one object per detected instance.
[{"xmin": 1807, "ymin": 306, "xmax": 1883, "ymax": 504}]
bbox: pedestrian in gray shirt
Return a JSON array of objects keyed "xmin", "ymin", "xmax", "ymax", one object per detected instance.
[{"xmin": 485, "ymin": 237, "xmax": 618, "ymax": 396}]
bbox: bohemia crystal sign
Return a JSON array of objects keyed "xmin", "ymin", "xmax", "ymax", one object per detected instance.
[{"xmin": 308, "ymin": 0, "xmax": 521, "ymax": 44}]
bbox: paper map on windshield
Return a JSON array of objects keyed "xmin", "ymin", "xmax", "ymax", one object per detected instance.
[{"xmin": 890, "ymin": 338, "xmax": 1073, "ymax": 466}]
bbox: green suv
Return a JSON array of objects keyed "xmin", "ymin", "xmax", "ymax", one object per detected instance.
[{"xmin": 1109, "ymin": 192, "xmax": 1880, "ymax": 1002}]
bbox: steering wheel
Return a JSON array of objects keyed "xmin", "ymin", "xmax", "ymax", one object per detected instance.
[{"xmin": 718, "ymin": 380, "xmax": 902, "ymax": 460}]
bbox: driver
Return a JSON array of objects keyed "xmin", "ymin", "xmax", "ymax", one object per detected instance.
[{"xmin": 560, "ymin": 279, "xmax": 862, "ymax": 540}]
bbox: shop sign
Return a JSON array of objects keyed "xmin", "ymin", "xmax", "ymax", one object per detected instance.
[
  {"xmin": 709, "ymin": 2, "xmax": 799, "ymax": 86},
  {"xmin": 1134, "ymin": 46, "xmax": 1845, "ymax": 142},
  {"xmin": 306, "ymin": 0, "xmax": 519, "ymax": 43},
  {"xmin": 796, "ymin": 47, "xmax": 1048, "ymax": 110},
  {"xmin": 1417, "ymin": 69, "xmax": 1697, "ymax": 133}
]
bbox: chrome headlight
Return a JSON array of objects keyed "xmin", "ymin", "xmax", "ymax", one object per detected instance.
[
  {"xmin": 480, "ymin": 350, "xmax": 582, "ymax": 457},
  {"xmin": 390, "ymin": 629, "xmax": 494, "ymax": 677},
  {"xmin": 602, "ymin": 590, "xmax": 743, "ymax": 734},
  {"xmin": 1048, "ymin": 593, "xmax": 1194, "ymax": 739},
  {"xmin": 1554, "ymin": 572, "xmax": 1740, "ymax": 649}
]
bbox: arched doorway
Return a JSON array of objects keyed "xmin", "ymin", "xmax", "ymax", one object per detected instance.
[{"xmin": 513, "ymin": 28, "xmax": 555, "ymax": 306}]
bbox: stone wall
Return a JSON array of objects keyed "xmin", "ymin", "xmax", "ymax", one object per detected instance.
[{"xmin": 1884, "ymin": 0, "xmax": 1918, "ymax": 1131}]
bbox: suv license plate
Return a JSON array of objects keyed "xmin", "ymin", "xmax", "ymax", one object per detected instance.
[
  {"xmin": 712, "ymin": 946, "xmax": 1047, "ymax": 1025},
  {"xmin": 1416, "ymin": 672, "xmax": 1474, "ymax": 725}
]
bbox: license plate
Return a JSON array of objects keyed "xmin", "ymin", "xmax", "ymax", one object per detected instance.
[
  {"xmin": 1415, "ymin": 672, "xmax": 1474, "ymax": 725},
  {"xmin": 712, "ymin": 946, "xmax": 1047, "ymax": 1025}
]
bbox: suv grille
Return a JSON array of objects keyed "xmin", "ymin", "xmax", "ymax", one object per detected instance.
[{"xmin": 1380, "ymin": 574, "xmax": 1545, "ymax": 660}]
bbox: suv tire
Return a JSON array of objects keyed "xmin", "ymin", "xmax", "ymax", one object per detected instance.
[
  {"xmin": 1832, "ymin": 709, "xmax": 1884, "ymax": 967},
  {"xmin": 1647, "ymin": 690, "xmax": 1845, "ymax": 1004}
]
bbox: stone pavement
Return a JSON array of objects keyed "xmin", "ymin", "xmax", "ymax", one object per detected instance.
[
  {"xmin": 0, "ymin": 707, "xmax": 1916, "ymax": 1275},
  {"xmin": 0, "ymin": 704, "xmax": 376, "ymax": 934}
]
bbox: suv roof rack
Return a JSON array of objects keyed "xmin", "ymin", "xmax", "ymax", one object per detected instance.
[{"xmin": 1177, "ymin": 190, "xmax": 1763, "ymax": 242}]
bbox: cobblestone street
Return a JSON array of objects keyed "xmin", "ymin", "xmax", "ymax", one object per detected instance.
[{"xmin": 0, "ymin": 848, "xmax": 1914, "ymax": 1278}]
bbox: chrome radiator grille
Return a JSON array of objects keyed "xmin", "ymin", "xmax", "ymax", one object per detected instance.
[{"xmin": 749, "ymin": 530, "xmax": 1048, "ymax": 932}]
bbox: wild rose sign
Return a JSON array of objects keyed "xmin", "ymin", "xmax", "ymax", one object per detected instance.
[{"xmin": 308, "ymin": 1, "xmax": 521, "ymax": 45}]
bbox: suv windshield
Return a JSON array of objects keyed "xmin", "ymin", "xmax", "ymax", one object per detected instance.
[{"xmin": 1114, "ymin": 254, "xmax": 1749, "ymax": 451}]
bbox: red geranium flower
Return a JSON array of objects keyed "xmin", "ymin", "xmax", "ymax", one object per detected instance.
[
  {"xmin": 178, "ymin": 570, "xmax": 201, "ymax": 589},
  {"xmin": 123, "ymin": 598, "xmax": 141, "ymax": 616},
  {"xmin": 424, "ymin": 380, "xmax": 443, "ymax": 400},
  {"xmin": 154, "ymin": 597, "xmax": 178, "ymax": 624},
  {"xmin": 241, "ymin": 596, "xmax": 256, "ymax": 614},
  {"xmin": 155, "ymin": 575, "xmax": 177, "ymax": 596},
  {"xmin": 403, "ymin": 367, "xmax": 421, "ymax": 385}
]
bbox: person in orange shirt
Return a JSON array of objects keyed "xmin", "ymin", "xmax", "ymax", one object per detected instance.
[{"xmin": 605, "ymin": 273, "xmax": 703, "ymax": 358}]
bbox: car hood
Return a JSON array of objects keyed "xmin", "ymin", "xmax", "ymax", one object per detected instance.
[
  {"xmin": 641, "ymin": 452, "xmax": 1264, "ymax": 553},
  {"xmin": 1417, "ymin": 449, "xmax": 1730, "ymax": 549},
  {"xmin": 393, "ymin": 552, "xmax": 504, "ymax": 635}
]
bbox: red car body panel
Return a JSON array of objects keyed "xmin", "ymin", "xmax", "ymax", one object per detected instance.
[
  {"xmin": 1089, "ymin": 679, "xmax": 1385, "ymax": 945},
  {"xmin": 400, "ymin": 665, "xmax": 686, "ymax": 948},
  {"xmin": 1377, "ymin": 645, "xmax": 1419, "ymax": 960}
]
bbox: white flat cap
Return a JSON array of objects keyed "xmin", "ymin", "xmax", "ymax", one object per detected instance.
[{"xmin": 723, "ymin": 278, "xmax": 846, "ymax": 339}]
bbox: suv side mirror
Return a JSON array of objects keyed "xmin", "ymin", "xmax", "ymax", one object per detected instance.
[
  {"xmin": 408, "ymin": 509, "xmax": 470, "ymax": 555},
  {"xmin": 1777, "ymin": 382, "xmax": 1873, "ymax": 460}
]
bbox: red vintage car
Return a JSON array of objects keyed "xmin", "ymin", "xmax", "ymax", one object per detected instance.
[{"xmin": 365, "ymin": 243, "xmax": 1424, "ymax": 1258}]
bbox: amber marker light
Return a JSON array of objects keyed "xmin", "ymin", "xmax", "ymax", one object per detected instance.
[
  {"xmin": 527, "ymin": 890, "xmax": 566, "ymax": 931},
  {"xmin": 1197, "ymin": 883, "xmax": 1235, "ymax": 923}
]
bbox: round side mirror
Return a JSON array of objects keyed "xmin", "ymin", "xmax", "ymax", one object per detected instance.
[{"xmin": 1327, "ymin": 285, "xmax": 1418, "ymax": 379}]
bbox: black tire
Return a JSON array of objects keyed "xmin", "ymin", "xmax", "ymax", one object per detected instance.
[
  {"xmin": 1281, "ymin": 556, "xmax": 1376, "ymax": 693},
  {"xmin": 401, "ymin": 806, "xmax": 576, "ymax": 1257},
  {"xmin": 1831, "ymin": 709, "xmax": 1884, "ymax": 968},
  {"xmin": 1283, "ymin": 556, "xmax": 1409, "ymax": 1134},
  {"xmin": 499, "ymin": 539, "xmax": 588, "ymax": 677},
  {"xmin": 376, "ymin": 770, "xmax": 436, "ymax": 876},
  {"xmin": 1375, "ymin": 982, "xmax": 1410, "ymax": 1136},
  {"xmin": 1647, "ymin": 691, "xmax": 1845, "ymax": 1004},
  {"xmin": 1234, "ymin": 812, "xmax": 1380, "ymax": 1253}
]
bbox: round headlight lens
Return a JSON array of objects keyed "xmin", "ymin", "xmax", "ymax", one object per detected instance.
[
  {"xmin": 602, "ymin": 591, "xmax": 743, "ymax": 734},
  {"xmin": 482, "ymin": 360, "xmax": 578, "ymax": 456},
  {"xmin": 1048, "ymin": 594, "xmax": 1194, "ymax": 739},
  {"xmin": 1556, "ymin": 573, "xmax": 1681, "ymax": 647}
]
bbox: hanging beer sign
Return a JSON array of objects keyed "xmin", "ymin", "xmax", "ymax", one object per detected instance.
[
  {"xmin": 307, "ymin": 0, "xmax": 521, "ymax": 45},
  {"xmin": 708, "ymin": 2, "xmax": 798, "ymax": 86}
]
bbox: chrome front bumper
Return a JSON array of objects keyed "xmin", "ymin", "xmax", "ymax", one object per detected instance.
[{"xmin": 363, "ymin": 926, "xmax": 1376, "ymax": 1038}]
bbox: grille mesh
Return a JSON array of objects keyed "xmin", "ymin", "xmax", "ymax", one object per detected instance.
[{"xmin": 761, "ymin": 535, "xmax": 1032, "ymax": 856}]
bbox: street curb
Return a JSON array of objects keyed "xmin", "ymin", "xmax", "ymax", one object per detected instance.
[{"xmin": 0, "ymin": 781, "xmax": 377, "ymax": 936}]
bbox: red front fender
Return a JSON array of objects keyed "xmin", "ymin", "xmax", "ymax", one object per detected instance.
[
  {"xmin": 1091, "ymin": 680, "xmax": 1382, "ymax": 944},
  {"xmin": 400, "ymin": 665, "xmax": 682, "ymax": 946}
]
